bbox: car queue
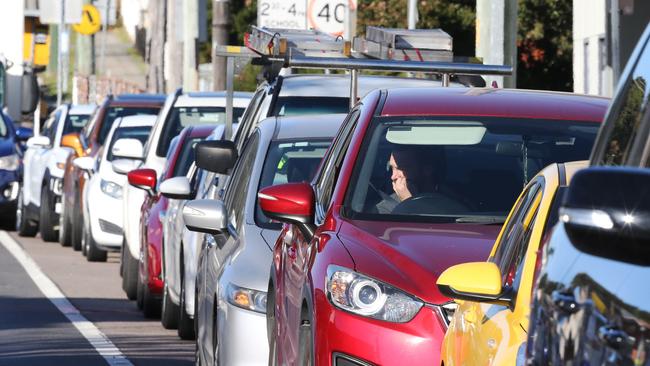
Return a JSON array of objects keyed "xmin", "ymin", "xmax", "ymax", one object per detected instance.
[{"xmin": 9, "ymin": 24, "xmax": 650, "ymax": 366}]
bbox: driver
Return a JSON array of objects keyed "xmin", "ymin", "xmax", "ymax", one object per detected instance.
[{"xmin": 375, "ymin": 145, "xmax": 440, "ymax": 214}]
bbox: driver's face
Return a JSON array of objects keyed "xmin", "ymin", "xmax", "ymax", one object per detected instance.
[{"xmin": 389, "ymin": 154, "xmax": 406, "ymax": 182}]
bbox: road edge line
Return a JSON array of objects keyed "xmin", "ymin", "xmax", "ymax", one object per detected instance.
[{"xmin": 0, "ymin": 231, "xmax": 133, "ymax": 366}]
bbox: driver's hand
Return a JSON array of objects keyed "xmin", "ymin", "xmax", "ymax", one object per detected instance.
[{"xmin": 393, "ymin": 176, "xmax": 412, "ymax": 202}]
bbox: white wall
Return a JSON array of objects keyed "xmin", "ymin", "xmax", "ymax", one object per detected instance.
[
  {"xmin": 121, "ymin": 0, "xmax": 149, "ymax": 41},
  {"xmin": 573, "ymin": 0, "xmax": 613, "ymax": 96}
]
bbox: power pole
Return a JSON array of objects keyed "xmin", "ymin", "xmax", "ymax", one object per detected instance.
[
  {"xmin": 407, "ymin": 0, "xmax": 417, "ymax": 29},
  {"xmin": 183, "ymin": 0, "xmax": 199, "ymax": 91},
  {"xmin": 57, "ymin": 0, "xmax": 65, "ymax": 105},
  {"xmin": 476, "ymin": 0, "xmax": 518, "ymax": 88},
  {"xmin": 212, "ymin": 0, "xmax": 229, "ymax": 91}
]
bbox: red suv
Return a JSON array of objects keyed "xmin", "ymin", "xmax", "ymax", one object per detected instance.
[{"xmin": 259, "ymin": 87, "xmax": 608, "ymax": 366}]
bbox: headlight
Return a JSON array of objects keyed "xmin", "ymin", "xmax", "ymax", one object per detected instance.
[
  {"xmin": 326, "ymin": 265, "xmax": 423, "ymax": 323},
  {"xmin": 0, "ymin": 154, "xmax": 19, "ymax": 170},
  {"xmin": 100, "ymin": 179, "xmax": 123, "ymax": 199},
  {"xmin": 226, "ymin": 283, "xmax": 267, "ymax": 313}
]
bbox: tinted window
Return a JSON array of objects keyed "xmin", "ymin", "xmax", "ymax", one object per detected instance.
[
  {"xmin": 106, "ymin": 126, "xmax": 151, "ymax": 161},
  {"xmin": 224, "ymin": 133, "xmax": 260, "ymax": 230},
  {"xmin": 62, "ymin": 114, "xmax": 91, "ymax": 136},
  {"xmin": 98, "ymin": 107, "xmax": 160, "ymax": 145},
  {"xmin": 343, "ymin": 117, "xmax": 599, "ymax": 223},
  {"xmin": 594, "ymin": 39, "xmax": 650, "ymax": 166},
  {"xmin": 272, "ymin": 97, "xmax": 349, "ymax": 116},
  {"xmin": 156, "ymin": 106, "xmax": 245, "ymax": 157},
  {"xmin": 172, "ymin": 137, "xmax": 203, "ymax": 178},
  {"xmin": 256, "ymin": 139, "xmax": 331, "ymax": 228}
]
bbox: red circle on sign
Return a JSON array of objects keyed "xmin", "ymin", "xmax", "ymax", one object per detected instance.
[{"xmin": 307, "ymin": 0, "xmax": 356, "ymax": 37}]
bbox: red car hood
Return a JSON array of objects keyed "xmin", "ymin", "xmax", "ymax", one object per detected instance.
[{"xmin": 338, "ymin": 219, "xmax": 501, "ymax": 304}]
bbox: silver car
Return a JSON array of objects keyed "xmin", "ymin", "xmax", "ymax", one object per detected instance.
[{"xmin": 185, "ymin": 114, "xmax": 346, "ymax": 365}]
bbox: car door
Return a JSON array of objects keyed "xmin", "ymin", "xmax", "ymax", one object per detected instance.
[{"xmin": 30, "ymin": 109, "xmax": 61, "ymax": 204}]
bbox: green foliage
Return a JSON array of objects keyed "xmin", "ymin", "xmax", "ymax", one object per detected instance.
[
  {"xmin": 517, "ymin": 0, "xmax": 573, "ymax": 91},
  {"xmin": 230, "ymin": 0, "xmax": 258, "ymax": 44}
]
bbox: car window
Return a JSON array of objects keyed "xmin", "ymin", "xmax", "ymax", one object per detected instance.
[
  {"xmin": 62, "ymin": 114, "xmax": 91, "ymax": 136},
  {"xmin": 106, "ymin": 126, "xmax": 152, "ymax": 161},
  {"xmin": 256, "ymin": 139, "xmax": 331, "ymax": 228},
  {"xmin": 156, "ymin": 106, "xmax": 245, "ymax": 157},
  {"xmin": 171, "ymin": 136, "xmax": 204, "ymax": 178},
  {"xmin": 98, "ymin": 106, "xmax": 160, "ymax": 145},
  {"xmin": 491, "ymin": 181, "xmax": 542, "ymax": 290},
  {"xmin": 0, "ymin": 112, "xmax": 7, "ymax": 137},
  {"xmin": 46, "ymin": 110, "xmax": 62, "ymax": 144},
  {"xmin": 272, "ymin": 97, "xmax": 349, "ymax": 116},
  {"xmin": 343, "ymin": 116, "xmax": 599, "ymax": 223},
  {"xmin": 593, "ymin": 38, "xmax": 650, "ymax": 166},
  {"xmin": 315, "ymin": 110, "xmax": 360, "ymax": 223},
  {"xmin": 224, "ymin": 132, "xmax": 260, "ymax": 231},
  {"xmin": 233, "ymin": 88, "xmax": 266, "ymax": 151}
]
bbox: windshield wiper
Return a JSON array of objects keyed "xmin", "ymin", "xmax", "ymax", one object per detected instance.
[{"xmin": 455, "ymin": 216, "xmax": 506, "ymax": 224}]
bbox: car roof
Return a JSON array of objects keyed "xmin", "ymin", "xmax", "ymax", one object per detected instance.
[
  {"xmin": 116, "ymin": 114, "xmax": 158, "ymax": 128},
  {"xmin": 380, "ymin": 87, "xmax": 610, "ymax": 122},
  {"xmin": 265, "ymin": 113, "xmax": 348, "ymax": 140},
  {"xmin": 175, "ymin": 91, "xmax": 253, "ymax": 108},
  {"xmin": 277, "ymin": 74, "xmax": 447, "ymax": 98},
  {"xmin": 114, "ymin": 93, "xmax": 167, "ymax": 102},
  {"xmin": 68, "ymin": 104, "xmax": 97, "ymax": 115}
]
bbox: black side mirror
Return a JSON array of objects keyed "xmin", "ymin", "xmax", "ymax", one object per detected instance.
[
  {"xmin": 561, "ymin": 167, "xmax": 650, "ymax": 265},
  {"xmin": 195, "ymin": 140, "xmax": 238, "ymax": 174}
]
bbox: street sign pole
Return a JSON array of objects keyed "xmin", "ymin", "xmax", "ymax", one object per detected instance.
[{"xmin": 57, "ymin": 0, "xmax": 65, "ymax": 106}]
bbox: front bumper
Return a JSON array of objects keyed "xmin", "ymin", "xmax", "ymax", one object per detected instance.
[
  {"xmin": 217, "ymin": 300, "xmax": 269, "ymax": 365},
  {"xmin": 315, "ymin": 297, "xmax": 446, "ymax": 366},
  {"xmin": 87, "ymin": 179, "xmax": 124, "ymax": 250}
]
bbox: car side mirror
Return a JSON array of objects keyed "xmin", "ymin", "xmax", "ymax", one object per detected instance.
[
  {"xmin": 560, "ymin": 167, "xmax": 650, "ymax": 265},
  {"xmin": 258, "ymin": 182, "xmax": 315, "ymax": 239},
  {"xmin": 112, "ymin": 159, "xmax": 140, "ymax": 175},
  {"xmin": 112, "ymin": 138, "xmax": 144, "ymax": 160},
  {"xmin": 436, "ymin": 262, "xmax": 512, "ymax": 305},
  {"xmin": 195, "ymin": 140, "xmax": 238, "ymax": 174},
  {"xmin": 61, "ymin": 133, "xmax": 84, "ymax": 157},
  {"xmin": 15, "ymin": 127, "xmax": 34, "ymax": 141},
  {"xmin": 159, "ymin": 176, "xmax": 192, "ymax": 199},
  {"xmin": 26, "ymin": 135, "xmax": 50, "ymax": 148},
  {"xmin": 73, "ymin": 156, "xmax": 95, "ymax": 172},
  {"xmin": 182, "ymin": 199, "xmax": 228, "ymax": 235},
  {"xmin": 127, "ymin": 168, "xmax": 157, "ymax": 195}
]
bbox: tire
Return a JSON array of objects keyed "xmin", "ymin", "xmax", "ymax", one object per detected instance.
[
  {"xmin": 142, "ymin": 282, "xmax": 161, "ymax": 318},
  {"xmin": 122, "ymin": 246, "xmax": 139, "ymax": 300},
  {"xmin": 58, "ymin": 195, "xmax": 72, "ymax": 246},
  {"xmin": 178, "ymin": 253, "xmax": 196, "ymax": 340},
  {"xmin": 136, "ymin": 274, "xmax": 145, "ymax": 310},
  {"xmin": 16, "ymin": 187, "xmax": 38, "ymax": 237},
  {"xmin": 39, "ymin": 184, "xmax": 59, "ymax": 242},
  {"xmin": 71, "ymin": 189, "xmax": 83, "ymax": 251},
  {"xmin": 85, "ymin": 224, "xmax": 107, "ymax": 262},
  {"xmin": 161, "ymin": 281, "xmax": 179, "ymax": 329}
]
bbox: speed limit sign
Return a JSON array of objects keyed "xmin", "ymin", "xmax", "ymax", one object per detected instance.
[{"xmin": 307, "ymin": 0, "xmax": 357, "ymax": 36}]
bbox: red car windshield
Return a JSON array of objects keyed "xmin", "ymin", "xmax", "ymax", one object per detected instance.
[{"xmin": 343, "ymin": 116, "xmax": 599, "ymax": 223}]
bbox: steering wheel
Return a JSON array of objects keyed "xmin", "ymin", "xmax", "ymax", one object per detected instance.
[{"xmin": 392, "ymin": 192, "xmax": 470, "ymax": 215}]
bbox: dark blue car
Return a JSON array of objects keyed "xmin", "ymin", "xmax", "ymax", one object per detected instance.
[{"xmin": 0, "ymin": 111, "xmax": 32, "ymax": 223}]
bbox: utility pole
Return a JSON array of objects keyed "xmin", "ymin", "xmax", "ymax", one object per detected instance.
[
  {"xmin": 57, "ymin": 0, "xmax": 65, "ymax": 105},
  {"xmin": 407, "ymin": 0, "xmax": 417, "ymax": 29},
  {"xmin": 100, "ymin": 0, "xmax": 110, "ymax": 75},
  {"xmin": 183, "ymin": 0, "xmax": 199, "ymax": 91},
  {"xmin": 476, "ymin": 0, "xmax": 517, "ymax": 88},
  {"xmin": 212, "ymin": 0, "xmax": 230, "ymax": 90}
]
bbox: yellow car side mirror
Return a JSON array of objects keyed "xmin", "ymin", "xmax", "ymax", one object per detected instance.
[
  {"xmin": 437, "ymin": 262, "xmax": 511, "ymax": 305},
  {"xmin": 61, "ymin": 133, "xmax": 85, "ymax": 157}
]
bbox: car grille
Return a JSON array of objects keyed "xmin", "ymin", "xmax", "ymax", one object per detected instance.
[
  {"xmin": 99, "ymin": 219, "xmax": 122, "ymax": 235},
  {"xmin": 333, "ymin": 353, "xmax": 374, "ymax": 366}
]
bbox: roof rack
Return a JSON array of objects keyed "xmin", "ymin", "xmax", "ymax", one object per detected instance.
[
  {"xmin": 245, "ymin": 26, "xmax": 351, "ymax": 58},
  {"xmin": 353, "ymin": 27, "xmax": 453, "ymax": 62}
]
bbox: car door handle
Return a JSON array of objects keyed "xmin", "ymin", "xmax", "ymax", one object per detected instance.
[
  {"xmin": 551, "ymin": 291, "xmax": 579, "ymax": 313},
  {"xmin": 598, "ymin": 326, "xmax": 630, "ymax": 350}
]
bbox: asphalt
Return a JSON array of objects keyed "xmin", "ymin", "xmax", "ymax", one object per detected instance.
[{"xmin": 0, "ymin": 228, "xmax": 194, "ymax": 366}]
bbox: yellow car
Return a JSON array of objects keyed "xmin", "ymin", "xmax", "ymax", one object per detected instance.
[{"xmin": 436, "ymin": 161, "xmax": 587, "ymax": 366}]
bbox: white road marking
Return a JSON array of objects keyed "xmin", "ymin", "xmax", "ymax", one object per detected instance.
[{"xmin": 0, "ymin": 231, "xmax": 133, "ymax": 366}]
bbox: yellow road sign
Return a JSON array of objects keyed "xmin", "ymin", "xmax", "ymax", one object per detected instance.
[{"xmin": 72, "ymin": 4, "xmax": 101, "ymax": 35}]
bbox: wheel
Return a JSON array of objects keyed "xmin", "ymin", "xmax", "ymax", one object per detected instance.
[
  {"xmin": 267, "ymin": 284, "xmax": 278, "ymax": 366},
  {"xmin": 136, "ymin": 273, "xmax": 145, "ymax": 310},
  {"xmin": 122, "ymin": 245, "xmax": 139, "ymax": 300},
  {"xmin": 71, "ymin": 189, "xmax": 83, "ymax": 251},
  {"xmin": 16, "ymin": 187, "xmax": 38, "ymax": 237},
  {"xmin": 84, "ymin": 224, "xmax": 107, "ymax": 262},
  {"xmin": 39, "ymin": 184, "xmax": 59, "ymax": 242},
  {"xmin": 298, "ymin": 308, "xmax": 314, "ymax": 366},
  {"xmin": 58, "ymin": 192, "xmax": 72, "ymax": 246},
  {"xmin": 178, "ymin": 253, "xmax": 196, "ymax": 340},
  {"xmin": 161, "ymin": 281, "xmax": 179, "ymax": 329},
  {"xmin": 142, "ymin": 282, "xmax": 161, "ymax": 318},
  {"xmin": 81, "ymin": 231, "xmax": 88, "ymax": 256}
]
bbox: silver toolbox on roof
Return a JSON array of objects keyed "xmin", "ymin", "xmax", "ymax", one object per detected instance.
[
  {"xmin": 354, "ymin": 27, "xmax": 453, "ymax": 62},
  {"xmin": 245, "ymin": 26, "xmax": 350, "ymax": 58}
]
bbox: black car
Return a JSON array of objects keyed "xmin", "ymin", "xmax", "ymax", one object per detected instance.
[{"xmin": 526, "ymin": 24, "xmax": 650, "ymax": 365}]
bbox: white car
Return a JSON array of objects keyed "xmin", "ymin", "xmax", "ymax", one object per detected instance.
[
  {"xmin": 76, "ymin": 115, "xmax": 157, "ymax": 262},
  {"xmin": 116, "ymin": 91, "xmax": 252, "ymax": 304},
  {"xmin": 17, "ymin": 103, "xmax": 96, "ymax": 240}
]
